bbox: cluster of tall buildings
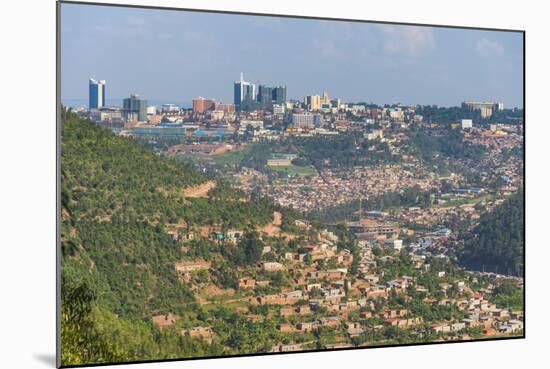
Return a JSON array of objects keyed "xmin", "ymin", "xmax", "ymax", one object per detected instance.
[
  {"xmin": 234, "ymin": 73, "xmax": 286, "ymax": 110},
  {"xmin": 87, "ymin": 73, "xmax": 287, "ymax": 123},
  {"xmin": 88, "ymin": 78, "xmax": 148, "ymax": 122}
]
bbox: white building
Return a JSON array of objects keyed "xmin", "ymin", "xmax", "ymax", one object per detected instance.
[
  {"xmin": 461, "ymin": 119, "xmax": 473, "ymax": 129},
  {"xmin": 292, "ymin": 112, "xmax": 314, "ymax": 129},
  {"xmin": 273, "ymin": 104, "xmax": 285, "ymax": 115},
  {"xmin": 239, "ymin": 119, "xmax": 264, "ymax": 133},
  {"xmin": 161, "ymin": 104, "xmax": 180, "ymax": 113}
]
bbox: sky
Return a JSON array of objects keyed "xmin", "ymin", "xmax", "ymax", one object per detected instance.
[{"xmin": 60, "ymin": 3, "xmax": 524, "ymax": 108}]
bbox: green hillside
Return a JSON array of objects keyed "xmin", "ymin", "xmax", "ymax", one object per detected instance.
[
  {"xmin": 60, "ymin": 109, "xmax": 274, "ymax": 365},
  {"xmin": 459, "ymin": 190, "xmax": 524, "ymax": 275}
]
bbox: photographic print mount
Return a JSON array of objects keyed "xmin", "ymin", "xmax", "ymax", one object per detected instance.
[{"xmin": 57, "ymin": 0, "xmax": 525, "ymax": 367}]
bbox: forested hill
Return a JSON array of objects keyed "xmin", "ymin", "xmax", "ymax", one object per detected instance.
[
  {"xmin": 459, "ymin": 190, "xmax": 524, "ymax": 275},
  {"xmin": 60, "ymin": 109, "xmax": 273, "ymax": 365}
]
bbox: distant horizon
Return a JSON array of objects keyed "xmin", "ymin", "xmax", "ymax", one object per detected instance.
[
  {"xmin": 61, "ymin": 96, "xmax": 523, "ymax": 110},
  {"xmin": 61, "ymin": 3, "xmax": 524, "ymax": 109}
]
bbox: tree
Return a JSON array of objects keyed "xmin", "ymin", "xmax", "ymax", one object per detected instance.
[
  {"xmin": 241, "ymin": 232, "xmax": 264, "ymax": 264},
  {"xmin": 61, "ymin": 275, "xmax": 125, "ymax": 365}
]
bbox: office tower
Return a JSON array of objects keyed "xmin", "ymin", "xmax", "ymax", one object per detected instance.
[
  {"xmin": 272, "ymin": 86, "xmax": 287, "ymax": 105},
  {"xmin": 257, "ymin": 85, "xmax": 273, "ymax": 109},
  {"xmin": 89, "ymin": 78, "xmax": 106, "ymax": 109},
  {"xmin": 257, "ymin": 85, "xmax": 287, "ymax": 109},
  {"xmin": 257, "ymin": 85, "xmax": 273, "ymax": 106},
  {"xmin": 305, "ymin": 95, "xmax": 321, "ymax": 111},
  {"xmin": 123, "ymin": 94, "xmax": 148, "ymax": 122},
  {"xmin": 234, "ymin": 72, "xmax": 256, "ymax": 107},
  {"xmin": 192, "ymin": 97, "xmax": 215, "ymax": 113},
  {"xmin": 320, "ymin": 91, "xmax": 330, "ymax": 106}
]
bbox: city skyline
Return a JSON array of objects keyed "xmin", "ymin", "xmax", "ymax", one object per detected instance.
[{"xmin": 61, "ymin": 3, "xmax": 524, "ymax": 108}]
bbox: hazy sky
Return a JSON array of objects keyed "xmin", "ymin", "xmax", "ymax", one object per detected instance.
[{"xmin": 60, "ymin": 3, "xmax": 524, "ymax": 108}]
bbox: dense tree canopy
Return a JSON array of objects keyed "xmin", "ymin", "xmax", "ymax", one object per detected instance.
[{"xmin": 459, "ymin": 190, "xmax": 524, "ymax": 275}]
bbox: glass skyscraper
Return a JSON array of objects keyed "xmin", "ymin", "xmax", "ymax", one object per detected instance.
[
  {"xmin": 271, "ymin": 86, "xmax": 287, "ymax": 105},
  {"xmin": 234, "ymin": 73, "xmax": 256, "ymax": 107},
  {"xmin": 89, "ymin": 78, "xmax": 106, "ymax": 109},
  {"xmin": 257, "ymin": 85, "xmax": 287, "ymax": 109},
  {"xmin": 234, "ymin": 73, "xmax": 286, "ymax": 110},
  {"xmin": 123, "ymin": 94, "xmax": 148, "ymax": 122},
  {"xmin": 257, "ymin": 85, "xmax": 273, "ymax": 105}
]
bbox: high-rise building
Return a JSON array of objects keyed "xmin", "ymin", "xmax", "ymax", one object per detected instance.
[
  {"xmin": 271, "ymin": 86, "xmax": 287, "ymax": 105},
  {"xmin": 192, "ymin": 97, "xmax": 215, "ymax": 113},
  {"xmin": 89, "ymin": 78, "xmax": 106, "ymax": 109},
  {"xmin": 234, "ymin": 72, "xmax": 256, "ymax": 107},
  {"xmin": 257, "ymin": 85, "xmax": 287, "ymax": 109},
  {"xmin": 123, "ymin": 94, "xmax": 148, "ymax": 122},
  {"xmin": 305, "ymin": 95, "xmax": 321, "ymax": 111},
  {"xmin": 257, "ymin": 85, "xmax": 273, "ymax": 105},
  {"xmin": 234, "ymin": 73, "xmax": 286, "ymax": 110},
  {"xmin": 320, "ymin": 92, "xmax": 330, "ymax": 106}
]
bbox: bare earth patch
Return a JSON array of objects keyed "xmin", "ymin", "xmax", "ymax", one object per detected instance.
[
  {"xmin": 259, "ymin": 211, "xmax": 282, "ymax": 236},
  {"xmin": 183, "ymin": 180, "xmax": 216, "ymax": 198}
]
